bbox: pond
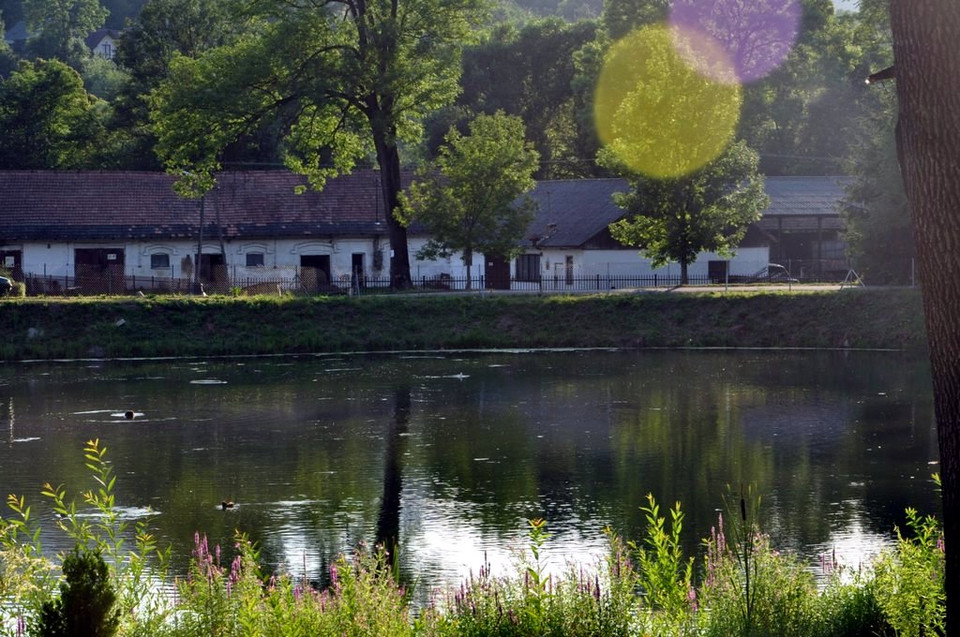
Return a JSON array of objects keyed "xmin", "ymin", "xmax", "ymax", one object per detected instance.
[{"xmin": 0, "ymin": 349, "xmax": 940, "ymax": 598}]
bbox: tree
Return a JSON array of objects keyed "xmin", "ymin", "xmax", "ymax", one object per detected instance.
[
  {"xmin": 888, "ymin": 1, "xmax": 960, "ymax": 632},
  {"xmin": 150, "ymin": 0, "xmax": 486, "ymax": 289},
  {"xmin": 22, "ymin": 0, "xmax": 108, "ymax": 68},
  {"xmin": 0, "ymin": 58, "xmax": 106, "ymax": 168},
  {"xmin": 0, "ymin": 15, "xmax": 18, "ymax": 79},
  {"xmin": 444, "ymin": 18, "xmax": 599, "ymax": 178},
  {"xmin": 398, "ymin": 112, "xmax": 539, "ymax": 289},
  {"xmin": 111, "ymin": 0, "xmax": 249, "ymax": 169},
  {"xmin": 606, "ymin": 140, "xmax": 769, "ymax": 285}
]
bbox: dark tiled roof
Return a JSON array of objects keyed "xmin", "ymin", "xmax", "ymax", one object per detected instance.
[
  {"xmin": 84, "ymin": 28, "xmax": 121, "ymax": 49},
  {"xmin": 762, "ymin": 176, "xmax": 851, "ymax": 217},
  {"xmin": 524, "ymin": 176, "xmax": 849, "ymax": 248},
  {"xmin": 524, "ymin": 179, "xmax": 630, "ymax": 248},
  {"xmin": 0, "ymin": 170, "xmax": 394, "ymax": 241}
]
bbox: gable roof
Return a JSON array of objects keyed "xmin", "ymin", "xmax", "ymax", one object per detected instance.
[
  {"xmin": 0, "ymin": 170, "xmax": 393, "ymax": 242},
  {"xmin": 761, "ymin": 176, "xmax": 851, "ymax": 217},
  {"xmin": 524, "ymin": 175, "xmax": 849, "ymax": 248},
  {"xmin": 524, "ymin": 178, "xmax": 629, "ymax": 248},
  {"xmin": 3, "ymin": 20, "xmax": 28, "ymax": 44},
  {"xmin": 84, "ymin": 28, "xmax": 121, "ymax": 50}
]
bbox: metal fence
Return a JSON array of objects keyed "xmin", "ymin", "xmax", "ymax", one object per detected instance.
[{"xmin": 8, "ymin": 270, "xmax": 845, "ymax": 298}]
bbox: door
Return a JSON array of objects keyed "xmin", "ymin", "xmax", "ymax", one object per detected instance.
[
  {"xmin": 708, "ymin": 260, "xmax": 728, "ymax": 283},
  {"xmin": 75, "ymin": 248, "xmax": 125, "ymax": 293},
  {"xmin": 351, "ymin": 253, "xmax": 365, "ymax": 289},
  {"xmin": 301, "ymin": 255, "xmax": 332, "ymax": 292},
  {"xmin": 484, "ymin": 255, "xmax": 511, "ymax": 290},
  {"xmin": 197, "ymin": 253, "xmax": 227, "ymax": 291}
]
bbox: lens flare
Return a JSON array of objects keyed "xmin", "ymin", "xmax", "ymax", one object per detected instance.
[
  {"xmin": 670, "ymin": 0, "xmax": 801, "ymax": 84},
  {"xmin": 594, "ymin": 25, "xmax": 741, "ymax": 179}
]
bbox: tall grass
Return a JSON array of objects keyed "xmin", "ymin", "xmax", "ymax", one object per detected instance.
[{"xmin": 0, "ymin": 444, "xmax": 946, "ymax": 636}]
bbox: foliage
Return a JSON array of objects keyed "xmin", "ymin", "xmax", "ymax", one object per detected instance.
[
  {"xmin": 169, "ymin": 533, "xmax": 412, "ymax": 637},
  {"xmin": 110, "ymin": 0, "xmax": 251, "ymax": 170},
  {"xmin": 148, "ymin": 0, "xmax": 488, "ymax": 285},
  {"xmin": 444, "ymin": 18, "xmax": 599, "ymax": 178},
  {"xmin": 22, "ymin": 0, "xmax": 107, "ymax": 68},
  {"xmin": 607, "ymin": 141, "xmax": 768, "ymax": 284},
  {"xmin": 424, "ymin": 518, "xmax": 637, "ymax": 636},
  {"xmin": 0, "ymin": 58, "xmax": 108, "ymax": 169},
  {"xmin": 37, "ymin": 545, "xmax": 119, "ymax": 637},
  {"xmin": 399, "ymin": 112, "xmax": 539, "ymax": 288},
  {"xmin": 698, "ymin": 509, "xmax": 821, "ymax": 637},
  {"xmin": 841, "ymin": 2, "xmax": 913, "ymax": 284},
  {"xmin": 872, "ymin": 507, "xmax": 946, "ymax": 636},
  {"xmin": 630, "ymin": 495, "xmax": 694, "ymax": 621}
]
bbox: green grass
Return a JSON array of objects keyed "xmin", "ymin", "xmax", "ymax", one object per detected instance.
[{"xmin": 0, "ymin": 288, "xmax": 927, "ymax": 361}]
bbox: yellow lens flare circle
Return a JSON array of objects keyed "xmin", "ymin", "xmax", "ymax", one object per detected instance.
[{"xmin": 594, "ymin": 25, "xmax": 742, "ymax": 179}]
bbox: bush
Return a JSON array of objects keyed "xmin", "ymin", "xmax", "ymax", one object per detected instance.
[{"xmin": 37, "ymin": 545, "xmax": 119, "ymax": 637}]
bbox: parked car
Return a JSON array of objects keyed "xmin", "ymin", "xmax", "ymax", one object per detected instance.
[{"xmin": 0, "ymin": 275, "xmax": 12, "ymax": 295}]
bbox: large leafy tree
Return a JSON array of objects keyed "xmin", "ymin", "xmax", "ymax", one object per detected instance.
[
  {"xmin": 0, "ymin": 58, "xmax": 106, "ymax": 168},
  {"xmin": 150, "ymin": 0, "xmax": 486, "ymax": 288},
  {"xmin": 112, "ymin": 0, "xmax": 248, "ymax": 169},
  {"xmin": 439, "ymin": 18, "xmax": 598, "ymax": 178},
  {"xmin": 398, "ymin": 112, "xmax": 539, "ymax": 289},
  {"xmin": 22, "ymin": 0, "xmax": 108, "ymax": 68},
  {"xmin": 889, "ymin": 0, "xmax": 960, "ymax": 631},
  {"xmin": 607, "ymin": 140, "xmax": 768, "ymax": 285}
]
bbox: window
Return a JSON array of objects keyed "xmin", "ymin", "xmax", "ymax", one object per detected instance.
[
  {"xmin": 150, "ymin": 253, "xmax": 170, "ymax": 269},
  {"xmin": 515, "ymin": 254, "xmax": 541, "ymax": 282},
  {"xmin": 246, "ymin": 252, "xmax": 265, "ymax": 267}
]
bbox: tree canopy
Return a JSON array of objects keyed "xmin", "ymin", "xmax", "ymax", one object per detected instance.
[
  {"xmin": 22, "ymin": 0, "xmax": 107, "ymax": 68},
  {"xmin": 607, "ymin": 140, "xmax": 768, "ymax": 284},
  {"xmin": 399, "ymin": 112, "xmax": 539, "ymax": 288},
  {"xmin": 149, "ymin": 0, "xmax": 487, "ymax": 287},
  {"xmin": 0, "ymin": 58, "xmax": 106, "ymax": 169}
]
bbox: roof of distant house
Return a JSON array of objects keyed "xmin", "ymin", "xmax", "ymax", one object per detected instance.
[{"xmin": 84, "ymin": 28, "xmax": 122, "ymax": 49}]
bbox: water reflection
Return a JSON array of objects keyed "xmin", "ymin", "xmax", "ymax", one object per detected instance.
[{"xmin": 0, "ymin": 350, "xmax": 939, "ymax": 596}]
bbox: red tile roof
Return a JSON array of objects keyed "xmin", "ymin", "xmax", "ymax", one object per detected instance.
[{"xmin": 0, "ymin": 170, "xmax": 395, "ymax": 241}]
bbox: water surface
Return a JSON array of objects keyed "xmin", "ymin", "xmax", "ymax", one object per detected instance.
[{"xmin": 0, "ymin": 350, "xmax": 939, "ymax": 595}]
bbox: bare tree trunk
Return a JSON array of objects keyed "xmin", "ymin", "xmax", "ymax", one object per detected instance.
[
  {"xmin": 372, "ymin": 126, "xmax": 412, "ymax": 290},
  {"xmin": 680, "ymin": 260, "xmax": 689, "ymax": 286},
  {"xmin": 889, "ymin": 1, "xmax": 960, "ymax": 631}
]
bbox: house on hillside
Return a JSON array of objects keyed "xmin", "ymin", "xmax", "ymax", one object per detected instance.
[
  {"xmin": 3, "ymin": 24, "xmax": 122, "ymax": 59},
  {"xmin": 0, "ymin": 170, "xmax": 850, "ymax": 295},
  {"xmin": 84, "ymin": 29, "xmax": 121, "ymax": 60}
]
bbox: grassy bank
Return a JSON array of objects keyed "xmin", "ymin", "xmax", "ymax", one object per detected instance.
[{"xmin": 0, "ymin": 288, "xmax": 926, "ymax": 361}]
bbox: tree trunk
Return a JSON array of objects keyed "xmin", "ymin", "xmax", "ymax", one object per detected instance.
[
  {"xmin": 372, "ymin": 128, "xmax": 412, "ymax": 289},
  {"xmin": 889, "ymin": 1, "xmax": 960, "ymax": 631},
  {"xmin": 680, "ymin": 260, "xmax": 689, "ymax": 285},
  {"xmin": 464, "ymin": 248, "xmax": 473, "ymax": 290}
]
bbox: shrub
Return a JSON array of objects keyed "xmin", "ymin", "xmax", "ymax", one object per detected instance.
[
  {"xmin": 36, "ymin": 545, "xmax": 119, "ymax": 637},
  {"xmin": 872, "ymin": 507, "xmax": 945, "ymax": 636}
]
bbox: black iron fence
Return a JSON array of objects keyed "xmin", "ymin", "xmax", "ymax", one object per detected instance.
[{"xmin": 6, "ymin": 270, "xmax": 845, "ymax": 298}]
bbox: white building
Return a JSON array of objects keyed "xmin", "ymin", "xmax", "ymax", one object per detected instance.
[{"xmin": 0, "ymin": 170, "xmax": 848, "ymax": 295}]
